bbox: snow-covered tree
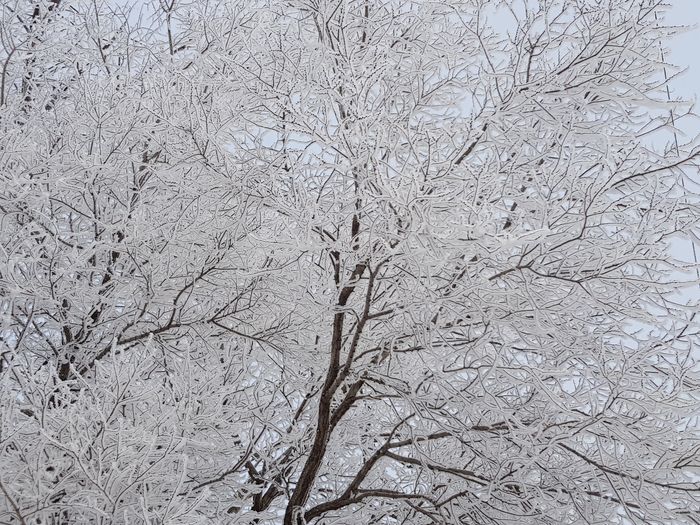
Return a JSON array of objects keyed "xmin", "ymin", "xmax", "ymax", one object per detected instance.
[{"xmin": 1, "ymin": 0, "xmax": 699, "ymax": 523}]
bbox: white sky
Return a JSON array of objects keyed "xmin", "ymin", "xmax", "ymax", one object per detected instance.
[
  {"xmin": 668, "ymin": 1, "xmax": 700, "ymax": 100},
  {"xmin": 666, "ymin": 1, "xmax": 700, "ymax": 304}
]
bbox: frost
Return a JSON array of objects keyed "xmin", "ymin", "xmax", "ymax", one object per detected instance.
[{"xmin": 0, "ymin": 1, "xmax": 699, "ymax": 524}]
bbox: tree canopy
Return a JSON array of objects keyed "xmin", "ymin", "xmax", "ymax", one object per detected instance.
[{"xmin": 1, "ymin": 0, "xmax": 699, "ymax": 523}]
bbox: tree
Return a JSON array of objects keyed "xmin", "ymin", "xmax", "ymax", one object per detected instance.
[{"xmin": 1, "ymin": 0, "xmax": 699, "ymax": 523}]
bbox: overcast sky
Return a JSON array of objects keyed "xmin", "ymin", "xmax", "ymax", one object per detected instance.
[
  {"xmin": 665, "ymin": 1, "xmax": 699, "ymax": 294},
  {"xmin": 668, "ymin": 1, "xmax": 699, "ymax": 99}
]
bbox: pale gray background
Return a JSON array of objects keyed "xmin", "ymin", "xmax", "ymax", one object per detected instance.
[
  {"xmin": 669, "ymin": 0, "xmax": 699, "ymax": 101},
  {"xmin": 668, "ymin": 0, "xmax": 699, "ymax": 307}
]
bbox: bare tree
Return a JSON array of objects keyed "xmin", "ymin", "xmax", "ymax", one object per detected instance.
[{"xmin": 1, "ymin": 0, "xmax": 699, "ymax": 524}]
